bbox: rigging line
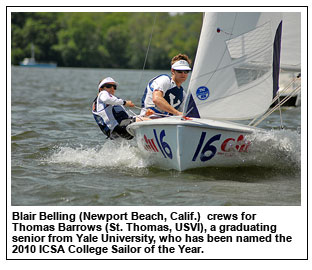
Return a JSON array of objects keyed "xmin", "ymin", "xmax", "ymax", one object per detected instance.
[
  {"xmin": 250, "ymin": 86, "xmax": 301, "ymax": 127},
  {"xmin": 249, "ymin": 85, "xmax": 301, "ymax": 127},
  {"xmin": 135, "ymin": 13, "xmax": 157, "ymax": 105},
  {"xmin": 277, "ymin": 92, "xmax": 284, "ymax": 129},
  {"xmin": 274, "ymin": 76, "xmax": 300, "ymax": 130},
  {"xmin": 127, "ymin": 108, "xmax": 145, "ymax": 121},
  {"xmin": 253, "ymin": 90, "xmax": 300, "ymax": 127},
  {"xmin": 270, "ymin": 77, "xmax": 300, "ymax": 105},
  {"xmin": 121, "ymin": 105, "xmax": 145, "ymax": 121},
  {"xmin": 248, "ymin": 77, "xmax": 301, "ymax": 126}
]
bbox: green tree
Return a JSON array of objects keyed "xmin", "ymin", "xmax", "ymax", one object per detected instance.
[
  {"xmin": 11, "ymin": 12, "xmax": 203, "ymax": 69},
  {"xmin": 105, "ymin": 25, "xmax": 130, "ymax": 68},
  {"xmin": 11, "ymin": 12, "xmax": 61, "ymax": 65},
  {"xmin": 53, "ymin": 13, "xmax": 103, "ymax": 67}
]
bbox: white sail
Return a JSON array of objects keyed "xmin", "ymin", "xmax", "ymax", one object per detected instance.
[
  {"xmin": 185, "ymin": 12, "xmax": 283, "ymax": 120},
  {"xmin": 280, "ymin": 12, "xmax": 301, "ymax": 72}
]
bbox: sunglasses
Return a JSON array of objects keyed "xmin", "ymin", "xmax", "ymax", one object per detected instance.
[
  {"xmin": 103, "ymin": 84, "xmax": 117, "ymax": 89},
  {"xmin": 175, "ymin": 70, "xmax": 190, "ymax": 74}
]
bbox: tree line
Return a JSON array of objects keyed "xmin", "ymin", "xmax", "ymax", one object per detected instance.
[{"xmin": 11, "ymin": 12, "xmax": 203, "ymax": 69}]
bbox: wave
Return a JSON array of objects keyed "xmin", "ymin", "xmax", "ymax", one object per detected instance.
[
  {"xmin": 12, "ymin": 130, "xmax": 40, "ymax": 141},
  {"xmin": 45, "ymin": 140, "xmax": 153, "ymax": 170}
]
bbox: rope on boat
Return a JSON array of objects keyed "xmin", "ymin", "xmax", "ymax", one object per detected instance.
[
  {"xmin": 277, "ymin": 91, "xmax": 284, "ymax": 129},
  {"xmin": 127, "ymin": 108, "xmax": 145, "ymax": 121},
  {"xmin": 249, "ymin": 84, "xmax": 301, "ymax": 127},
  {"xmin": 124, "ymin": 105, "xmax": 170, "ymax": 122},
  {"xmin": 271, "ymin": 75, "xmax": 301, "ymax": 105},
  {"xmin": 248, "ymin": 75, "xmax": 301, "ymax": 127}
]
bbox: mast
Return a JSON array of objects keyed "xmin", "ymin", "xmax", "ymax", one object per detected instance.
[{"xmin": 30, "ymin": 43, "xmax": 35, "ymax": 60}]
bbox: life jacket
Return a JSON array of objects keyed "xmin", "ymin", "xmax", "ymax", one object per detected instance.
[
  {"xmin": 141, "ymin": 74, "xmax": 184, "ymax": 115},
  {"xmin": 92, "ymin": 96, "xmax": 131, "ymax": 138}
]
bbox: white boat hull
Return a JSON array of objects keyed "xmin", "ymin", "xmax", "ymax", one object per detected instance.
[{"xmin": 127, "ymin": 116, "xmax": 261, "ymax": 171}]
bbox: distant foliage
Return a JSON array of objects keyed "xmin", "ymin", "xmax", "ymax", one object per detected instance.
[{"xmin": 11, "ymin": 12, "xmax": 202, "ymax": 69}]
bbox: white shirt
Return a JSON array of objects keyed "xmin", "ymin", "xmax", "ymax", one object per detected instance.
[
  {"xmin": 94, "ymin": 90, "xmax": 125, "ymax": 130},
  {"xmin": 141, "ymin": 74, "xmax": 186, "ymax": 115}
]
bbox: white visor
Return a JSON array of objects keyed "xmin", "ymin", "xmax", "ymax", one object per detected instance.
[
  {"xmin": 171, "ymin": 60, "xmax": 191, "ymax": 70},
  {"xmin": 98, "ymin": 77, "xmax": 118, "ymax": 89}
]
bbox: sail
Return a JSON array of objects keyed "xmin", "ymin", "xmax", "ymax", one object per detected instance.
[
  {"xmin": 280, "ymin": 12, "xmax": 301, "ymax": 72},
  {"xmin": 185, "ymin": 12, "xmax": 283, "ymax": 120}
]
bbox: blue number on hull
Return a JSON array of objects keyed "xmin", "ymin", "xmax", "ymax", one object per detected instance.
[
  {"xmin": 153, "ymin": 129, "xmax": 173, "ymax": 159},
  {"xmin": 192, "ymin": 132, "xmax": 206, "ymax": 161},
  {"xmin": 200, "ymin": 134, "xmax": 221, "ymax": 161},
  {"xmin": 192, "ymin": 132, "xmax": 221, "ymax": 162}
]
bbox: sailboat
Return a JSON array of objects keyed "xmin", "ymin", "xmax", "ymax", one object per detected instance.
[
  {"xmin": 19, "ymin": 43, "xmax": 57, "ymax": 68},
  {"xmin": 127, "ymin": 12, "xmax": 297, "ymax": 171}
]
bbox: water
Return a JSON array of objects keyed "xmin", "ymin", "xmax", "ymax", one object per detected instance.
[{"xmin": 10, "ymin": 66, "xmax": 302, "ymax": 206}]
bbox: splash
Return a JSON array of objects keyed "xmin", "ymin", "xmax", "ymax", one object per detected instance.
[
  {"xmin": 245, "ymin": 128, "xmax": 301, "ymax": 170},
  {"xmin": 46, "ymin": 140, "xmax": 153, "ymax": 169},
  {"xmin": 45, "ymin": 129, "xmax": 301, "ymax": 173}
]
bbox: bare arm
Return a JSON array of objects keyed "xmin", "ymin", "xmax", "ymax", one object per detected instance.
[
  {"xmin": 152, "ymin": 90, "xmax": 182, "ymax": 116},
  {"xmin": 100, "ymin": 91, "xmax": 134, "ymax": 107}
]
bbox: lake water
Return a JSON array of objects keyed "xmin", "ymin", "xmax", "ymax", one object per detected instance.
[{"xmin": 10, "ymin": 66, "xmax": 302, "ymax": 206}]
